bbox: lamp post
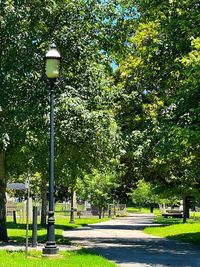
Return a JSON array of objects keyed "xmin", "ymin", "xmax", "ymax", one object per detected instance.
[{"xmin": 42, "ymin": 43, "xmax": 61, "ymax": 256}]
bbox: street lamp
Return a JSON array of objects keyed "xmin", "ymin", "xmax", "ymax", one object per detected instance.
[{"xmin": 42, "ymin": 43, "xmax": 61, "ymax": 256}]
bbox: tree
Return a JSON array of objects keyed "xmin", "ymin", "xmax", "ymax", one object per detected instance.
[
  {"xmin": 130, "ymin": 179, "xmax": 160, "ymax": 213},
  {"xmin": 115, "ymin": 0, "xmax": 200, "ymax": 206},
  {"xmin": 0, "ymin": 0, "xmax": 137, "ymax": 239},
  {"xmin": 0, "ymin": 149, "xmax": 8, "ymax": 241},
  {"xmin": 77, "ymin": 169, "xmax": 118, "ymax": 218},
  {"xmin": 114, "ymin": 20, "xmax": 163, "ymax": 200}
]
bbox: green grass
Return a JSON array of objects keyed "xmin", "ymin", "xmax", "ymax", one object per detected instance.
[
  {"xmin": 6, "ymin": 216, "xmax": 110, "ymax": 245},
  {"xmin": 126, "ymin": 206, "xmax": 160, "ymax": 214},
  {"xmin": 144, "ymin": 215, "xmax": 200, "ymax": 245},
  {"xmin": 0, "ymin": 249, "xmax": 117, "ymax": 267},
  {"xmin": 152, "ymin": 216, "xmax": 183, "ymax": 225},
  {"xmin": 1, "ymin": 216, "xmax": 115, "ymax": 266}
]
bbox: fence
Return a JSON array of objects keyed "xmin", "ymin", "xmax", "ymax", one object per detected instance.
[
  {"xmin": 6, "ymin": 200, "xmax": 127, "ymax": 222},
  {"xmin": 107, "ymin": 204, "xmax": 127, "ymax": 217},
  {"xmin": 6, "ymin": 200, "xmax": 33, "ymax": 223}
]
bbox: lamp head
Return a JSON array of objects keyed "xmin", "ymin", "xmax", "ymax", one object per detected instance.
[{"xmin": 45, "ymin": 43, "xmax": 61, "ymax": 79}]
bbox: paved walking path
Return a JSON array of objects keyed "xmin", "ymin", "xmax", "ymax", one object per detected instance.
[{"xmin": 63, "ymin": 213, "xmax": 200, "ymax": 267}]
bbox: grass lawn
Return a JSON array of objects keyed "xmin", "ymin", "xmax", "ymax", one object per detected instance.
[
  {"xmin": 1, "ymin": 216, "xmax": 116, "ymax": 266},
  {"xmin": 126, "ymin": 206, "xmax": 160, "ymax": 214},
  {"xmin": 6, "ymin": 216, "xmax": 110, "ymax": 245},
  {"xmin": 144, "ymin": 214, "xmax": 200, "ymax": 245},
  {"xmin": 0, "ymin": 249, "xmax": 117, "ymax": 267}
]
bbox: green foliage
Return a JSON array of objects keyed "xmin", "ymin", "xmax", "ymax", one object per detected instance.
[
  {"xmin": 76, "ymin": 169, "xmax": 119, "ymax": 210},
  {"xmin": 0, "ymin": 0, "xmax": 136, "ymax": 194},
  {"xmin": 0, "ymin": 0, "xmax": 136, "ymax": 238},
  {"xmin": 129, "ymin": 179, "xmax": 160, "ymax": 207},
  {"xmin": 116, "ymin": 0, "xmax": 200, "ymax": 199},
  {"xmin": 2, "ymin": 0, "xmax": 200, "ymax": 215},
  {"xmin": 7, "ymin": 172, "xmax": 41, "ymax": 200},
  {"xmin": 55, "ymin": 88, "xmax": 123, "ymax": 185}
]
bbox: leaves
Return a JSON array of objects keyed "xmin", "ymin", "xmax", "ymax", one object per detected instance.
[{"xmin": 116, "ymin": 0, "xmax": 200, "ymax": 199}]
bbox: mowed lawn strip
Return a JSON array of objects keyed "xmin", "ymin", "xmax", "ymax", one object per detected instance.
[
  {"xmin": 126, "ymin": 207, "xmax": 160, "ymax": 215},
  {"xmin": 144, "ymin": 215, "xmax": 200, "ymax": 245},
  {"xmin": 0, "ymin": 250, "xmax": 118, "ymax": 267}
]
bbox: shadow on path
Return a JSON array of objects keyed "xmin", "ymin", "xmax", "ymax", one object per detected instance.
[
  {"xmin": 90, "ymin": 237, "xmax": 200, "ymax": 267},
  {"xmin": 89, "ymin": 223, "xmax": 159, "ymax": 231},
  {"xmin": 64, "ymin": 214, "xmax": 200, "ymax": 267}
]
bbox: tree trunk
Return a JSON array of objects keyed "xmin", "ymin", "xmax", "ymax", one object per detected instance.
[
  {"xmin": 70, "ymin": 187, "xmax": 75, "ymax": 224},
  {"xmin": 150, "ymin": 205, "xmax": 154, "ymax": 213},
  {"xmin": 102, "ymin": 207, "xmax": 105, "ymax": 218},
  {"xmin": 0, "ymin": 148, "xmax": 8, "ymax": 242},
  {"xmin": 183, "ymin": 196, "xmax": 190, "ymax": 223},
  {"xmin": 99, "ymin": 207, "xmax": 102, "ymax": 219},
  {"xmin": 108, "ymin": 205, "xmax": 112, "ymax": 218},
  {"xmin": 40, "ymin": 179, "xmax": 48, "ymax": 226},
  {"xmin": 113, "ymin": 204, "xmax": 116, "ymax": 217}
]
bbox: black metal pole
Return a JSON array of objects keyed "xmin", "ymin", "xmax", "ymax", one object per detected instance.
[
  {"xmin": 32, "ymin": 206, "xmax": 38, "ymax": 247},
  {"xmin": 43, "ymin": 78, "xmax": 59, "ymax": 255}
]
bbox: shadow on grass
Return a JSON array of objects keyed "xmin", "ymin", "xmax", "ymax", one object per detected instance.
[
  {"xmin": 5, "ymin": 219, "xmax": 100, "ymax": 246},
  {"xmin": 153, "ymin": 216, "xmax": 183, "ymax": 225},
  {"xmin": 6, "ymin": 222, "xmax": 27, "ymax": 230},
  {"xmin": 167, "ymin": 232, "xmax": 200, "ymax": 245},
  {"xmin": 154, "ymin": 215, "xmax": 200, "ymax": 226},
  {"xmin": 3, "ymin": 234, "xmax": 70, "ymax": 245},
  {"xmin": 5, "ymin": 222, "xmax": 71, "ymax": 245},
  {"xmin": 72, "ymin": 248, "xmax": 97, "ymax": 256},
  {"xmin": 6, "ymin": 222, "xmax": 75, "ymax": 231},
  {"xmin": 3, "ymin": 248, "xmax": 101, "ymax": 258}
]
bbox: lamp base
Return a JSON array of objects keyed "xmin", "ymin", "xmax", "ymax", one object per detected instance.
[{"xmin": 42, "ymin": 244, "xmax": 59, "ymax": 256}]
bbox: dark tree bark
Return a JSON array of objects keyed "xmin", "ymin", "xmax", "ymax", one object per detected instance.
[
  {"xmin": 40, "ymin": 179, "xmax": 48, "ymax": 226},
  {"xmin": 108, "ymin": 205, "xmax": 112, "ymax": 218},
  {"xmin": 102, "ymin": 207, "xmax": 105, "ymax": 218},
  {"xmin": 0, "ymin": 148, "xmax": 8, "ymax": 242},
  {"xmin": 70, "ymin": 187, "xmax": 75, "ymax": 224},
  {"xmin": 98, "ymin": 207, "xmax": 102, "ymax": 219},
  {"xmin": 150, "ymin": 204, "xmax": 154, "ymax": 213},
  {"xmin": 183, "ymin": 196, "xmax": 190, "ymax": 223}
]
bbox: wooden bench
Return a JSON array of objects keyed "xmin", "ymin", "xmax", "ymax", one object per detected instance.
[{"xmin": 162, "ymin": 210, "xmax": 183, "ymax": 218}]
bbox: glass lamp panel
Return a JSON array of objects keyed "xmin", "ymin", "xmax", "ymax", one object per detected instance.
[{"xmin": 46, "ymin": 58, "xmax": 60, "ymax": 78}]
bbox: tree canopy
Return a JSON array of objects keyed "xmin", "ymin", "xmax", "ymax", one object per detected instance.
[
  {"xmin": 115, "ymin": 0, "xmax": 200, "ymax": 199},
  {"xmin": 0, "ymin": 0, "xmax": 200, "ymax": 240}
]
